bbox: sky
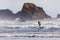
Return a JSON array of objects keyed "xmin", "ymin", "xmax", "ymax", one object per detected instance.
[{"xmin": 0, "ymin": 0, "xmax": 60, "ymax": 18}]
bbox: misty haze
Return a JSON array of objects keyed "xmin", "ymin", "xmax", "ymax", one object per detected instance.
[{"xmin": 0, "ymin": 0, "xmax": 60, "ymax": 40}]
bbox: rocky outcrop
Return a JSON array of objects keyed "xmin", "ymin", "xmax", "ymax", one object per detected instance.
[
  {"xmin": 0, "ymin": 9, "xmax": 16, "ymax": 20},
  {"xmin": 17, "ymin": 3, "xmax": 51, "ymax": 20},
  {"xmin": 0, "ymin": 3, "xmax": 51, "ymax": 21},
  {"xmin": 57, "ymin": 14, "xmax": 60, "ymax": 18}
]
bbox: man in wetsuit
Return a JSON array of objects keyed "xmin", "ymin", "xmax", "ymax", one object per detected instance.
[{"xmin": 38, "ymin": 21, "xmax": 41, "ymax": 26}]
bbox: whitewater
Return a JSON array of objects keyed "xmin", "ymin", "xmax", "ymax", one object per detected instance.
[{"xmin": 0, "ymin": 18, "xmax": 60, "ymax": 40}]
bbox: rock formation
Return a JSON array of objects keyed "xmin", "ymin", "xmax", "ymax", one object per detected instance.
[
  {"xmin": 57, "ymin": 14, "xmax": 60, "ymax": 18},
  {"xmin": 0, "ymin": 3, "xmax": 51, "ymax": 21},
  {"xmin": 0, "ymin": 9, "xmax": 16, "ymax": 20},
  {"xmin": 17, "ymin": 3, "xmax": 51, "ymax": 20}
]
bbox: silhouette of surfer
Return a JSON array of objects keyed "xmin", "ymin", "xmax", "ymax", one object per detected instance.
[
  {"xmin": 38, "ymin": 21, "xmax": 41, "ymax": 26},
  {"xmin": 38, "ymin": 21, "xmax": 44, "ymax": 29}
]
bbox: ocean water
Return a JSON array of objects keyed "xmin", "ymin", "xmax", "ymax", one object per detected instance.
[
  {"xmin": 0, "ymin": 26, "xmax": 60, "ymax": 40},
  {"xmin": 0, "ymin": 26, "xmax": 60, "ymax": 34},
  {"xmin": 0, "ymin": 37, "xmax": 60, "ymax": 40}
]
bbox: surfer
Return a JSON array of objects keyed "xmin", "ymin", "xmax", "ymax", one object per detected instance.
[
  {"xmin": 38, "ymin": 21, "xmax": 41, "ymax": 26},
  {"xmin": 38, "ymin": 21, "xmax": 44, "ymax": 29}
]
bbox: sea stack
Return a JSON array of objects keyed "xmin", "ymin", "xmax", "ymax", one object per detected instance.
[
  {"xmin": 57, "ymin": 14, "xmax": 60, "ymax": 18},
  {"xmin": 17, "ymin": 3, "xmax": 51, "ymax": 21}
]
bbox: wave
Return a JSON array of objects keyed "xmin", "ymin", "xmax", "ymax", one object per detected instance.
[{"xmin": 0, "ymin": 26, "xmax": 59, "ymax": 34}]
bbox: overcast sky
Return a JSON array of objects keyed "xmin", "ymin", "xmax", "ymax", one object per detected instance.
[{"xmin": 0, "ymin": 0, "xmax": 60, "ymax": 18}]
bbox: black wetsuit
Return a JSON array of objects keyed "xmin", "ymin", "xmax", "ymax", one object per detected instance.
[{"xmin": 38, "ymin": 21, "xmax": 41, "ymax": 26}]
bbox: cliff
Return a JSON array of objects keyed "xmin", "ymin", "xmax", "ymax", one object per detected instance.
[
  {"xmin": 0, "ymin": 3, "xmax": 51, "ymax": 21},
  {"xmin": 0, "ymin": 9, "xmax": 16, "ymax": 20},
  {"xmin": 57, "ymin": 14, "xmax": 60, "ymax": 18},
  {"xmin": 17, "ymin": 3, "xmax": 51, "ymax": 20}
]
